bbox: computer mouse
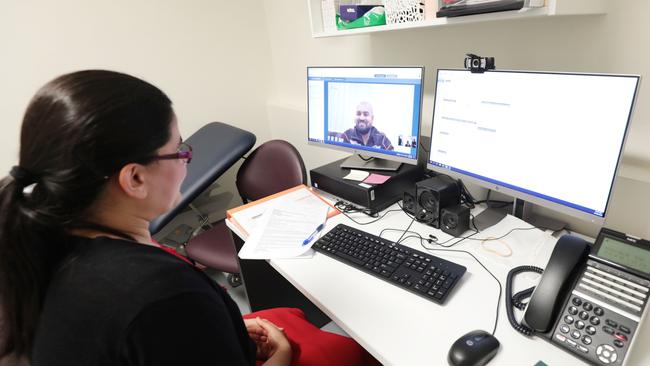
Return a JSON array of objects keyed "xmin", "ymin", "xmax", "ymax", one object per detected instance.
[{"xmin": 448, "ymin": 329, "xmax": 500, "ymax": 366}]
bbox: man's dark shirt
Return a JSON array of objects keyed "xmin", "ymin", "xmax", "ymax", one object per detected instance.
[
  {"xmin": 341, "ymin": 126, "xmax": 393, "ymax": 150},
  {"xmin": 31, "ymin": 236, "xmax": 256, "ymax": 366}
]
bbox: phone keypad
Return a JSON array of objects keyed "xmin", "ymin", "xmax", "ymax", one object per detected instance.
[
  {"xmin": 554, "ymin": 294, "xmax": 635, "ymax": 364},
  {"xmin": 552, "ymin": 263, "xmax": 646, "ymax": 366},
  {"xmin": 549, "ymin": 257, "xmax": 650, "ymax": 365}
]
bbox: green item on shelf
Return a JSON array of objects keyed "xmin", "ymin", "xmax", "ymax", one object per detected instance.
[{"xmin": 336, "ymin": 6, "xmax": 386, "ymax": 30}]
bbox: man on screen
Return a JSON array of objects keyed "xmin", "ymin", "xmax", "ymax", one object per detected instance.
[{"xmin": 342, "ymin": 101, "xmax": 394, "ymax": 150}]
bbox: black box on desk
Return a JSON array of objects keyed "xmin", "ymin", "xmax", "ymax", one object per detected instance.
[{"xmin": 310, "ymin": 158, "xmax": 424, "ymax": 213}]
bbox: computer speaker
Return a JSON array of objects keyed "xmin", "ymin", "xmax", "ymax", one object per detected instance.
[
  {"xmin": 415, "ymin": 176, "xmax": 460, "ymax": 229},
  {"xmin": 403, "ymin": 189, "xmax": 416, "ymax": 215},
  {"xmin": 441, "ymin": 204, "xmax": 470, "ymax": 237}
]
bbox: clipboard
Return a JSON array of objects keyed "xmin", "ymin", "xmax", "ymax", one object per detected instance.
[{"xmin": 226, "ymin": 184, "xmax": 339, "ymax": 238}]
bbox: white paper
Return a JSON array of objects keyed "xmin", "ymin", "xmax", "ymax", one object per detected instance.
[
  {"xmin": 343, "ymin": 169, "xmax": 370, "ymax": 181},
  {"xmin": 238, "ymin": 197, "xmax": 328, "ymax": 259},
  {"xmin": 230, "ymin": 187, "xmax": 334, "ymax": 237}
]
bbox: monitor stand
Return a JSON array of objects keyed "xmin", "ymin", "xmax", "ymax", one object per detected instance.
[
  {"xmin": 473, "ymin": 204, "xmax": 511, "ymax": 232},
  {"xmin": 340, "ymin": 155, "xmax": 402, "ymax": 171},
  {"xmin": 473, "ymin": 199, "xmax": 567, "ymax": 232},
  {"xmin": 514, "ymin": 199, "xmax": 567, "ymax": 232}
]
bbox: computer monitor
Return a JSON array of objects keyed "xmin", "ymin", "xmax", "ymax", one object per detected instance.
[
  {"xmin": 427, "ymin": 69, "xmax": 640, "ymax": 227},
  {"xmin": 308, "ymin": 66, "xmax": 424, "ymax": 171}
]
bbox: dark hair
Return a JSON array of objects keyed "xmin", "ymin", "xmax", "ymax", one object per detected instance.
[{"xmin": 0, "ymin": 70, "xmax": 174, "ymax": 356}]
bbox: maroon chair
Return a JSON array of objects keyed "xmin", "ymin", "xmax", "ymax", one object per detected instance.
[
  {"xmin": 184, "ymin": 219, "xmax": 239, "ymax": 274},
  {"xmin": 231, "ymin": 140, "xmax": 333, "ymax": 326},
  {"xmin": 184, "ymin": 140, "xmax": 306, "ymax": 288},
  {"xmin": 236, "ymin": 140, "xmax": 307, "ymax": 203}
]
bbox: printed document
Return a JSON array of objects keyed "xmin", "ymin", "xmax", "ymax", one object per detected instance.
[
  {"xmin": 228, "ymin": 185, "xmax": 337, "ymax": 238},
  {"xmin": 238, "ymin": 194, "xmax": 329, "ymax": 259}
]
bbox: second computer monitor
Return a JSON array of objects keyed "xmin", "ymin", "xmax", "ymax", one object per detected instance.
[
  {"xmin": 308, "ymin": 66, "xmax": 424, "ymax": 170},
  {"xmin": 427, "ymin": 69, "xmax": 640, "ymax": 225}
]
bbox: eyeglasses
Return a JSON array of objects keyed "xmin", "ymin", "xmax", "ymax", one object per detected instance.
[{"xmin": 149, "ymin": 142, "xmax": 193, "ymax": 164}]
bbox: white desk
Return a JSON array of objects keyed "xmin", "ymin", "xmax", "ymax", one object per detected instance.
[{"xmin": 228, "ymin": 202, "xmax": 650, "ymax": 366}]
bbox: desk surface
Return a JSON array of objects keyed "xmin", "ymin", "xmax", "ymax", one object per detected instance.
[{"xmin": 229, "ymin": 200, "xmax": 650, "ymax": 366}]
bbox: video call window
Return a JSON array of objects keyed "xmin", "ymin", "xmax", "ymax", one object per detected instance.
[{"xmin": 308, "ymin": 67, "xmax": 423, "ymax": 161}]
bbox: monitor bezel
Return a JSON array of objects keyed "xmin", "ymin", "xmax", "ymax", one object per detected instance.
[
  {"xmin": 307, "ymin": 66, "xmax": 425, "ymax": 166},
  {"xmin": 426, "ymin": 68, "xmax": 641, "ymax": 225}
]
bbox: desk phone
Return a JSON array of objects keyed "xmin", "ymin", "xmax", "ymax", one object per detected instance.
[{"xmin": 524, "ymin": 228, "xmax": 650, "ymax": 365}]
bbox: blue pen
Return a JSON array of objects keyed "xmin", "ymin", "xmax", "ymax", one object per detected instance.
[{"xmin": 302, "ymin": 223, "xmax": 326, "ymax": 246}]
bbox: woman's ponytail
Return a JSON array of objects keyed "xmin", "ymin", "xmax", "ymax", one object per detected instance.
[{"xmin": 0, "ymin": 173, "xmax": 53, "ymax": 357}]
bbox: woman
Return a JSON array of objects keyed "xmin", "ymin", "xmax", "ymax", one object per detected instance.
[{"xmin": 0, "ymin": 70, "xmax": 291, "ymax": 365}]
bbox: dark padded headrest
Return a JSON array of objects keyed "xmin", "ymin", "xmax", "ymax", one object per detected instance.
[{"xmin": 149, "ymin": 122, "xmax": 256, "ymax": 235}]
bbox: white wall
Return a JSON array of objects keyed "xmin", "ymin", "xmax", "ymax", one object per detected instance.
[
  {"xmin": 2, "ymin": 1, "xmax": 647, "ymax": 238},
  {"xmin": 261, "ymin": 0, "xmax": 650, "ymax": 238},
  {"xmin": 0, "ymin": 0, "xmax": 273, "ymax": 227}
]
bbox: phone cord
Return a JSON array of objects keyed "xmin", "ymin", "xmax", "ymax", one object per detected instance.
[{"xmin": 506, "ymin": 265, "xmax": 544, "ymax": 336}]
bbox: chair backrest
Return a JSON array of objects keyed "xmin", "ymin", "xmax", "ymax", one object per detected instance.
[{"xmin": 236, "ymin": 140, "xmax": 307, "ymax": 203}]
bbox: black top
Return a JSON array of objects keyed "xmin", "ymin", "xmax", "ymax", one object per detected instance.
[
  {"xmin": 31, "ymin": 236, "xmax": 256, "ymax": 366},
  {"xmin": 341, "ymin": 126, "xmax": 394, "ymax": 150}
]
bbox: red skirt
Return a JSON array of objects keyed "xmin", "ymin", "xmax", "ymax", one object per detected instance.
[{"xmin": 244, "ymin": 308, "xmax": 381, "ymax": 366}]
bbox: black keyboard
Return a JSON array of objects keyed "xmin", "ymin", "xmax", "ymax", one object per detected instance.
[{"xmin": 312, "ymin": 224, "xmax": 467, "ymax": 304}]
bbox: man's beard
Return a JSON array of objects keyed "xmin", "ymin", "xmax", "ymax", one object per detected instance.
[{"xmin": 354, "ymin": 122, "xmax": 371, "ymax": 135}]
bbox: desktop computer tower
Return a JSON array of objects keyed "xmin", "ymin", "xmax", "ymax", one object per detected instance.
[{"xmin": 310, "ymin": 158, "xmax": 424, "ymax": 213}]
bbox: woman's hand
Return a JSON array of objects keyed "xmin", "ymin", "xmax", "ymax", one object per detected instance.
[
  {"xmin": 245, "ymin": 317, "xmax": 291, "ymax": 365},
  {"xmin": 244, "ymin": 317, "xmax": 268, "ymax": 345}
]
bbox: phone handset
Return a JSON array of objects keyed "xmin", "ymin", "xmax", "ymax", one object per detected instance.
[
  {"xmin": 506, "ymin": 235, "xmax": 590, "ymax": 336},
  {"xmin": 524, "ymin": 235, "xmax": 590, "ymax": 332}
]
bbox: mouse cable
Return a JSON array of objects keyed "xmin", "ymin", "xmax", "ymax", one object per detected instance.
[
  {"xmin": 394, "ymin": 202, "xmax": 481, "ymax": 248},
  {"xmin": 395, "ymin": 214, "xmax": 417, "ymax": 243},
  {"xmin": 435, "ymin": 224, "xmax": 557, "ymax": 247},
  {"xmin": 379, "ymin": 227, "xmax": 473, "ymax": 250},
  {"xmin": 398, "ymin": 234, "xmax": 503, "ymax": 337},
  {"xmin": 376, "ymin": 201, "xmax": 420, "ymax": 244},
  {"xmin": 391, "ymin": 206, "xmax": 559, "ymax": 250},
  {"xmin": 427, "ymin": 214, "xmax": 480, "ymax": 247},
  {"xmin": 379, "ymin": 207, "xmax": 479, "ymax": 248},
  {"xmin": 405, "ymin": 202, "xmax": 560, "ymax": 248},
  {"xmin": 379, "ymin": 228, "xmax": 428, "ymax": 241}
]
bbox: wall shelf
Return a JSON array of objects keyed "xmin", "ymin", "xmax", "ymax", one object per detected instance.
[{"xmin": 308, "ymin": 0, "xmax": 607, "ymax": 38}]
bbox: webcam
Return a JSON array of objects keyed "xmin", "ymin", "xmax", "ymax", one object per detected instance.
[{"xmin": 464, "ymin": 53, "xmax": 495, "ymax": 73}]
